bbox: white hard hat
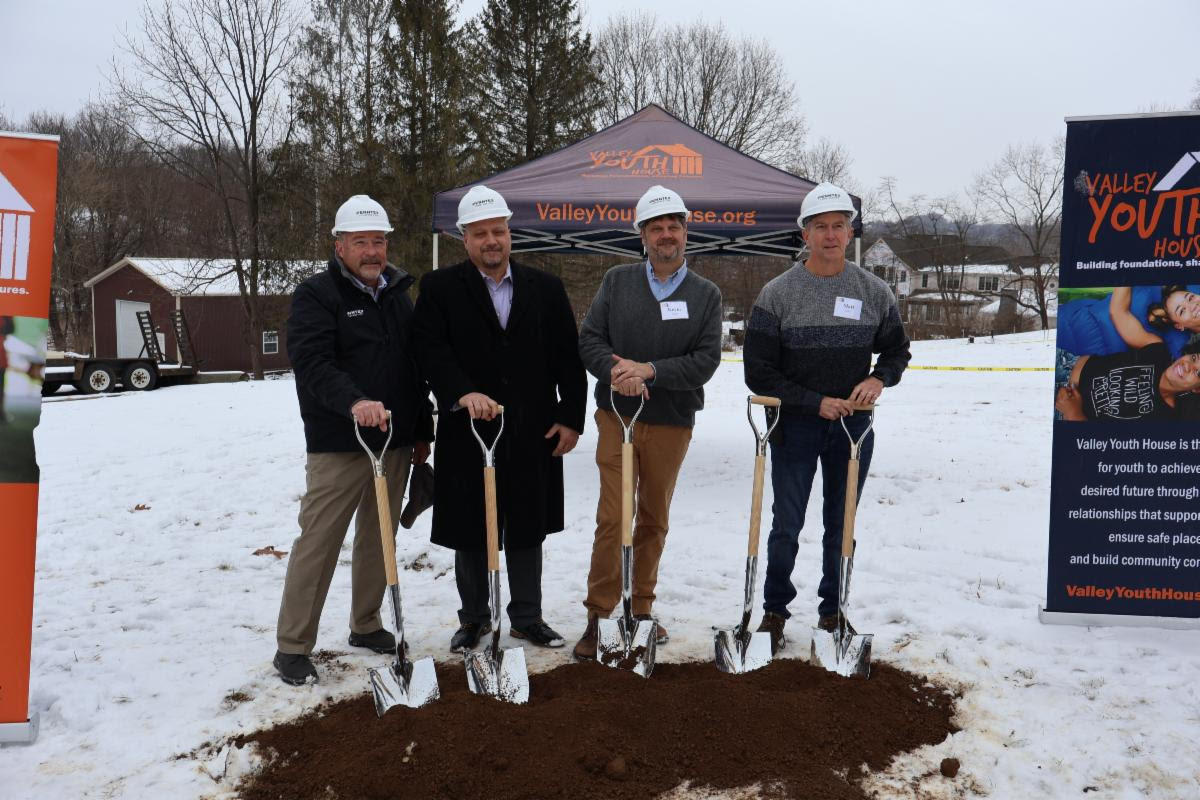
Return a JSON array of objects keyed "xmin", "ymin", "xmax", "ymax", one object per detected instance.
[
  {"xmin": 634, "ymin": 185, "xmax": 689, "ymax": 232},
  {"xmin": 797, "ymin": 182, "xmax": 857, "ymax": 227},
  {"xmin": 331, "ymin": 194, "xmax": 393, "ymax": 236},
  {"xmin": 457, "ymin": 185, "xmax": 513, "ymax": 233}
]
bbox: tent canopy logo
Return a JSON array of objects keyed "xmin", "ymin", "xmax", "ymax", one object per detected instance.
[
  {"xmin": 0, "ymin": 169, "xmax": 33, "ymax": 282},
  {"xmin": 586, "ymin": 144, "xmax": 703, "ymax": 178}
]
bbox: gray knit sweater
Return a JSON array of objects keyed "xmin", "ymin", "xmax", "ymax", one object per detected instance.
[
  {"xmin": 744, "ymin": 260, "xmax": 910, "ymax": 416},
  {"xmin": 578, "ymin": 262, "xmax": 723, "ymax": 427}
]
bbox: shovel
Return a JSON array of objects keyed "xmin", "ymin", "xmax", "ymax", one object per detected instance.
[
  {"xmin": 715, "ymin": 395, "xmax": 780, "ymax": 674},
  {"xmin": 596, "ymin": 388, "xmax": 658, "ymax": 678},
  {"xmin": 463, "ymin": 406, "xmax": 530, "ymax": 704},
  {"xmin": 810, "ymin": 405, "xmax": 875, "ymax": 679},
  {"xmin": 355, "ymin": 412, "xmax": 439, "ymax": 714}
]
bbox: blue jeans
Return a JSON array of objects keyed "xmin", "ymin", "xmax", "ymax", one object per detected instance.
[{"xmin": 763, "ymin": 412, "xmax": 874, "ymax": 619}]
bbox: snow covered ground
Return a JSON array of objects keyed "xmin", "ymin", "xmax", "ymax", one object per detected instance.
[{"xmin": 3, "ymin": 330, "xmax": 1199, "ymax": 799}]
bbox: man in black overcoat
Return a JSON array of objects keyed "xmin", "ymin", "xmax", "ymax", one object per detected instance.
[{"xmin": 411, "ymin": 185, "xmax": 587, "ymax": 651}]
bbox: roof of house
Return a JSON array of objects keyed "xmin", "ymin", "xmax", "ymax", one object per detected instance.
[
  {"xmin": 84, "ymin": 257, "xmax": 323, "ymax": 296},
  {"xmin": 869, "ymin": 235, "xmax": 1012, "ymax": 270}
]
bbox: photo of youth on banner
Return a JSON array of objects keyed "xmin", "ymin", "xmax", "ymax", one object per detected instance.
[
  {"xmin": 0, "ymin": 315, "xmax": 47, "ymax": 483},
  {"xmin": 1046, "ymin": 112, "xmax": 1200, "ymax": 622},
  {"xmin": 1054, "ymin": 284, "xmax": 1200, "ymax": 422}
]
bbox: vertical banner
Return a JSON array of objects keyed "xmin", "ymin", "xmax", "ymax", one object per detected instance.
[
  {"xmin": 0, "ymin": 131, "xmax": 58, "ymax": 745},
  {"xmin": 1045, "ymin": 112, "xmax": 1200, "ymax": 625}
]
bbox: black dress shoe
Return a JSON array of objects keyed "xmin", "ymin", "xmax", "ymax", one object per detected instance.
[
  {"xmin": 348, "ymin": 628, "xmax": 397, "ymax": 654},
  {"xmin": 450, "ymin": 621, "xmax": 492, "ymax": 653},
  {"xmin": 273, "ymin": 651, "xmax": 319, "ymax": 686},
  {"xmin": 510, "ymin": 620, "xmax": 565, "ymax": 648}
]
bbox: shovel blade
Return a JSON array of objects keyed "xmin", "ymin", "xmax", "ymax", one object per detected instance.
[
  {"xmin": 810, "ymin": 628, "xmax": 873, "ymax": 679},
  {"xmin": 464, "ymin": 646, "xmax": 529, "ymax": 704},
  {"xmin": 714, "ymin": 628, "xmax": 772, "ymax": 675},
  {"xmin": 596, "ymin": 617, "xmax": 656, "ymax": 677},
  {"xmin": 369, "ymin": 656, "xmax": 440, "ymax": 715}
]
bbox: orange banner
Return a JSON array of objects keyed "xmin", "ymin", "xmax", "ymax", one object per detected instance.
[{"xmin": 0, "ymin": 131, "xmax": 58, "ymax": 742}]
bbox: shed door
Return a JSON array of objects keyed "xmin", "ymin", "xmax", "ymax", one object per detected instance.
[{"xmin": 115, "ymin": 299, "xmax": 154, "ymax": 359}]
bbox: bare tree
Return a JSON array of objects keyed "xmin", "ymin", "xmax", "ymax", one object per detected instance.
[
  {"xmin": 786, "ymin": 137, "xmax": 856, "ymax": 187},
  {"xmin": 593, "ymin": 15, "xmax": 805, "ymax": 165},
  {"xmin": 973, "ymin": 138, "xmax": 1064, "ymax": 331},
  {"xmin": 1191, "ymin": 78, "xmax": 1200, "ymax": 111},
  {"xmin": 111, "ymin": 0, "xmax": 301, "ymax": 379}
]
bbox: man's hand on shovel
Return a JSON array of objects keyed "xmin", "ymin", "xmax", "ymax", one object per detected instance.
[
  {"xmin": 352, "ymin": 399, "xmax": 389, "ymax": 431},
  {"xmin": 610, "ymin": 354, "xmax": 651, "ymax": 399}
]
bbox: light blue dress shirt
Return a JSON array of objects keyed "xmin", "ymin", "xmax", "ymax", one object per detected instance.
[
  {"xmin": 646, "ymin": 260, "xmax": 688, "ymax": 301},
  {"xmin": 480, "ymin": 265, "xmax": 514, "ymax": 329}
]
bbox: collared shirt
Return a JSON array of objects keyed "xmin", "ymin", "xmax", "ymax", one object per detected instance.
[
  {"xmin": 479, "ymin": 264, "xmax": 514, "ymax": 329},
  {"xmin": 646, "ymin": 259, "xmax": 688, "ymax": 301},
  {"xmin": 337, "ymin": 257, "xmax": 389, "ymax": 301}
]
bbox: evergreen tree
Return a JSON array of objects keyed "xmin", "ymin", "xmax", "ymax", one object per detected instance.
[{"xmin": 466, "ymin": 0, "xmax": 598, "ymax": 169}]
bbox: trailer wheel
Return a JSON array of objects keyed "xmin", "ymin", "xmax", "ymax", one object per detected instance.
[
  {"xmin": 80, "ymin": 363, "xmax": 116, "ymax": 394},
  {"xmin": 122, "ymin": 362, "xmax": 158, "ymax": 391}
]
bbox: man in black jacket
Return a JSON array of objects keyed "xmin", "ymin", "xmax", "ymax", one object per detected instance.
[
  {"xmin": 411, "ymin": 185, "xmax": 587, "ymax": 653},
  {"xmin": 273, "ymin": 195, "xmax": 433, "ymax": 686}
]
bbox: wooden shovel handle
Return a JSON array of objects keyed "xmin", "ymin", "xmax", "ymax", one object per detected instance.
[
  {"xmin": 748, "ymin": 452, "xmax": 767, "ymax": 557},
  {"xmin": 842, "ymin": 458, "xmax": 860, "ymax": 557},
  {"xmin": 375, "ymin": 475, "xmax": 398, "ymax": 586},
  {"xmin": 621, "ymin": 442, "xmax": 634, "ymax": 547},
  {"xmin": 484, "ymin": 465, "xmax": 500, "ymax": 571},
  {"xmin": 749, "ymin": 395, "xmax": 781, "ymax": 407}
]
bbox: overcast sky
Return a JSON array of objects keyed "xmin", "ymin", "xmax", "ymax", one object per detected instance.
[{"xmin": 2, "ymin": 0, "xmax": 1197, "ymax": 201}]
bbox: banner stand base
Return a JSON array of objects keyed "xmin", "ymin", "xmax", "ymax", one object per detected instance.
[
  {"xmin": 1039, "ymin": 607, "xmax": 1200, "ymax": 631},
  {"xmin": 0, "ymin": 715, "xmax": 39, "ymax": 746}
]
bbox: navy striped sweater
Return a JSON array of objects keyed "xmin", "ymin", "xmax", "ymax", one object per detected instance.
[{"xmin": 744, "ymin": 261, "xmax": 911, "ymax": 415}]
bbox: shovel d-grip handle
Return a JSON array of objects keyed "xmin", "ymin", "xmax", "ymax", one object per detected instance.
[
  {"xmin": 745, "ymin": 395, "xmax": 781, "ymax": 558},
  {"xmin": 356, "ymin": 411, "xmax": 399, "ymax": 584},
  {"xmin": 838, "ymin": 406, "xmax": 874, "ymax": 557},
  {"xmin": 470, "ymin": 406, "xmax": 506, "ymax": 573},
  {"xmin": 610, "ymin": 388, "xmax": 644, "ymax": 550}
]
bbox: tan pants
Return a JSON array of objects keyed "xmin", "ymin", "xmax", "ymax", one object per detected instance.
[
  {"xmin": 276, "ymin": 448, "xmax": 412, "ymax": 654},
  {"xmin": 584, "ymin": 409, "xmax": 692, "ymax": 617}
]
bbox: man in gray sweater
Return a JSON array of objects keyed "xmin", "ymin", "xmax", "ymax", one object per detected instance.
[
  {"xmin": 572, "ymin": 185, "xmax": 723, "ymax": 660},
  {"xmin": 744, "ymin": 182, "xmax": 910, "ymax": 655}
]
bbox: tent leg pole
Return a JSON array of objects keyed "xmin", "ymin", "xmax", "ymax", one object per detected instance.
[
  {"xmin": 432, "ymin": 233, "xmax": 439, "ymax": 270},
  {"xmin": 855, "ymin": 237, "xmax": 861, "ymax": 267}
]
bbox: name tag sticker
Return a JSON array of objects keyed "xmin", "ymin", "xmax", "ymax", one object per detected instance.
[
  {"xmin": 833, "ymin": 296, "xmax": 862, "ymax": 320},
  {"xmin": 660, "ymin": 301, "xmax": 689, "ymax": 320}
]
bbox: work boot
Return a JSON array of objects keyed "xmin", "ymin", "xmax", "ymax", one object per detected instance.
[
  {"xmin": 756, "ymin": 612, "xmax": 787, "ymax": 656},
  {"xmin": 450, "ymin": 621, "xmax": 492, "ymax": 653},
  {"xmin": 510, "ymin": 620, "xmax": 566, "ymax": 648},
  {"xmin": 273, "ymin": 651, "xmax": 318, "ymax": 686},
  {"xmin": 817, "ymin": 614, "xmax": 839, "ymax": 633},
  {"xmin": 348, "ymin": 628, "xmax": 396, "ymax": 654},
  {"xmin": 572, "ymin": 614, "xmax": 599, "ymax": 661},
  {"xmin": 634, "ymin": 614, "xmax": 669, "ymax": 644}
]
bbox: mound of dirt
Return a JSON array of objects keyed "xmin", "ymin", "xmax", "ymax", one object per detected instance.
[{"xmin": 235, "ymin": 657, "xmax": 957, "ymax": 799}]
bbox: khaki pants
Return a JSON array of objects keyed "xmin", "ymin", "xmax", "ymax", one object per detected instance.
[
  {"xmin": 584, "ymin": 409, "xmax": 692, "ymax": 617},
  {"xmin": 276, "ymin": 448, "xmax": 412, "ymax": 654}
]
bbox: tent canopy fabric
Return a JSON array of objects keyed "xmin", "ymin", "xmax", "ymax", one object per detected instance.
[{"xmin": 432, "ymin": 104, "xmax": 861, "ymax": 258}]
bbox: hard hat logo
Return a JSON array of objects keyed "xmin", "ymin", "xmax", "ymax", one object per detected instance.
[
  {"xmin": 634, "ymin": 185, "xmax": 689, "ymax": 232},
  {"xmin": 457, "ymin": 185, "xmax": 513, "ymax": 233},
  {"xmin": 332, "ymin": 195, "xmax": 393, "ymax": 236}
]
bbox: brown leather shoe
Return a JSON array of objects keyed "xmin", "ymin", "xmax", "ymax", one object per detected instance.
[
  {"xmin": 572, "ymin": 614, "xmax": 599, "ymax": 661},
  {"xmin": 634, "ymin": 614, "xmax": 668, "ymax": 644},
  {"xmin": 817, "ymin": 614, "xmax": 839, "ymax": 632},
  {"xmin": 756, "ymin": 612, "xmax": 787, "ymax": 655}
]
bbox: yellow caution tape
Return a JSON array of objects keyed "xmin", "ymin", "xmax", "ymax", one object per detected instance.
[{"xmin": 720, "ymin": 357, "xmax": 1050, "ymax": 372}]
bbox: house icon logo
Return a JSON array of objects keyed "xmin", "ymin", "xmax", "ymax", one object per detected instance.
[
  {"xmin": 0, "ymin": 168, "xmax": 33, "ymax": 281},
  {"xmin": 1152, "ymin": 150, "xmax": 1200, "ymax": 191},
  {"xmin": 585, "ymin": 143, "xmax": 704, "ymax": 178}
]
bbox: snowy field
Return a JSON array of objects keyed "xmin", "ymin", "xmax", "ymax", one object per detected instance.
[{"xmin": 3, "ymin": 330, "xmax": 1199, "ymax": 799}]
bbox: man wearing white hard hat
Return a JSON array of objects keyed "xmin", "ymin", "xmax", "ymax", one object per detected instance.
[
  {"xmin": 571, "ymin": 185, "xmax": 723, "ymax": 661},
  {"xmin": 272, "ymin": 195, "xmax": 434, "ymax": 685},
  {"xmin": 743, "ymin": 182, "xmax": 910, "ymax": 655},
  {"xmin": 411, "ymin": 185, "xmax": 586, "ymax": 652}
]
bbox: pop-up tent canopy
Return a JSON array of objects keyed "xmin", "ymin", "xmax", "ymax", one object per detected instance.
[{"xmin": 432, "ymin": 104, "xmax": 861, "ymax": 260}]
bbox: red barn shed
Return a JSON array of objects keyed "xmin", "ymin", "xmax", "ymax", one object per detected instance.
[{"xmin": 83, "ymin": 257, "xmax": 315, "ymax": 373}]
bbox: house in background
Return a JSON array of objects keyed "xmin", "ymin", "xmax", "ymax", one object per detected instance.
[
  {"xmin": 863, "ymin": 235, "xmax": 1057, "ymax": 335},
  {"xmin": 83, "ymin": 257, "xmax": 317, "ymax": 373}
]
